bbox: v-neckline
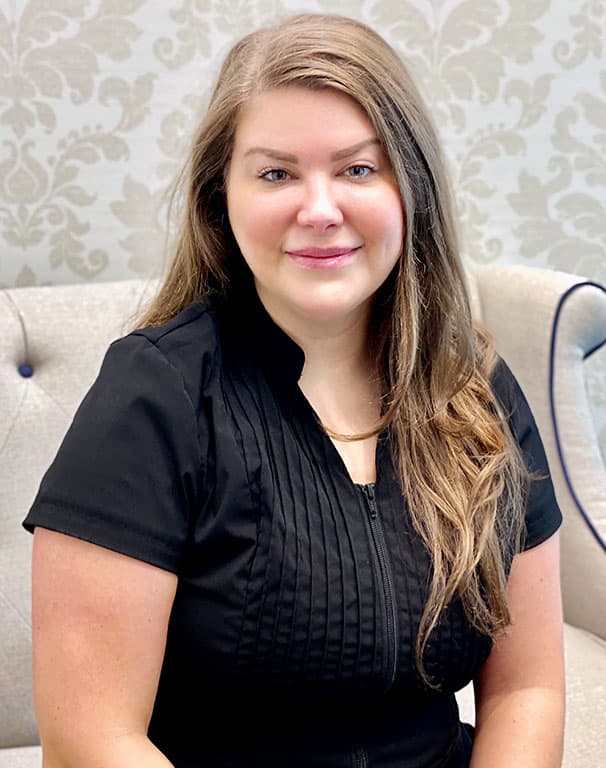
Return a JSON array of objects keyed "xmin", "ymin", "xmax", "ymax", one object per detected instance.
[{"xmin": 290, "ymin": 382, "xmax": 386, "ymax": 490}]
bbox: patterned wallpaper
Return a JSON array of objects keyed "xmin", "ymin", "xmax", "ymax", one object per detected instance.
[{"xmin": 1, "ymin": 0, "xmax": 604, "ymax": 452}]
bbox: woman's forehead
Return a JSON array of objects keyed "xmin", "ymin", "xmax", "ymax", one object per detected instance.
[{"xmin": 231, "ymin": 87, "xmax": 380, "ymax": 158}]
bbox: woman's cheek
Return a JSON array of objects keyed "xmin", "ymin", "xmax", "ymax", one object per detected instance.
[{"xmin": 232, "ymin": 193, "xmax": 294, "ymax": 248}]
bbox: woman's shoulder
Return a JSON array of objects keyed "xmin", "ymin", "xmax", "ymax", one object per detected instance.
[
  {"xmin": 132, "ymin": 295, "xmax": 220, "ymax": 351},
  {"xmin": 486, "ymin": 354, "xmax": 529, "ymax": 425},
  {"xmin": 114, "ymin": 295, "xmax": 223, "ymax": 393}
]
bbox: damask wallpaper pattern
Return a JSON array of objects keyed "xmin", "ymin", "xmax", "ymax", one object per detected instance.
[{"xmin": 0, "ymin": 0, "xmax": 604, "ymax": 450}]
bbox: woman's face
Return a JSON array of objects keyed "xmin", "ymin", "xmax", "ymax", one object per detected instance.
[{"xmin": 225, "ymin": 86, "xmax": 404, "ymax": 326}]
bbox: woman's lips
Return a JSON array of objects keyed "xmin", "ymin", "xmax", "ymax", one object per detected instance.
[{"xmin": 285, "ymin": 245, "xmax": 361, "ymax": 269}]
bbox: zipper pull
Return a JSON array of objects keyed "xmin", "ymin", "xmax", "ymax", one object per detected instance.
[{"xmin": 364, "ymin": 483, "xmax": 378, "ymax": 519}]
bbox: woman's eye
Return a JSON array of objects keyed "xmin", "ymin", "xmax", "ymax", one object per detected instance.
[
  {"xmin": 259, "ymin": 168, "xmax": 290, "ymax": 182},
  {"xmin": 344, "ymin": 164, "xmax": 374, "ymax": 179}
]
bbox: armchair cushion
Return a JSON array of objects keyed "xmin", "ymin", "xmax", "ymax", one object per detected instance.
[{"xmin": 0, "ymin": 746, "xmax": 42, "ymax": 768}]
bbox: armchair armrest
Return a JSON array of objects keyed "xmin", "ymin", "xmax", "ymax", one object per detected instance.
[{"xmin": 473, "ymin": 265, "xmax": 606, "ymax": 639}]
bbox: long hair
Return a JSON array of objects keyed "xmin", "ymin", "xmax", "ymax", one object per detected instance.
[{"xmin": 137, "ymin": 13, "xmax": 528, "ymax": 687}]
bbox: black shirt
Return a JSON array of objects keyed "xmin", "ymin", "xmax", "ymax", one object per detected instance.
[{"xmin": 24, "ymin": 291, "xmax": 562, "ymax": 768}]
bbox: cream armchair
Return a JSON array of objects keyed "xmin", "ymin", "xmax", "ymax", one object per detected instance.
[
  {"xmin": 1, "ymin": 266, "xmax": 604, "ymax": 767},
  {"xmin": 458, "ymin": 265, "xmax": 606, "ymax": 767}
]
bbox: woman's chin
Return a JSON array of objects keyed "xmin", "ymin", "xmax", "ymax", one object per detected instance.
[{"xmin": 255, "ymin": 283, "xmax": 372, "ymax": 327}]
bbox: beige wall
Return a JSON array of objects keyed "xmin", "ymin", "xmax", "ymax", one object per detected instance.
[{"xmin": 1, "ymin": 0, "xmax": 604, "ymax": 451}]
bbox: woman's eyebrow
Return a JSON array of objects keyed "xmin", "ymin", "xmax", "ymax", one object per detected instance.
[{"xmin": 243, "ymin": 138, "xmax": 381, "ymax": 163}]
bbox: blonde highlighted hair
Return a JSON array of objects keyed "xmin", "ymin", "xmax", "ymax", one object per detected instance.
[{"xmin": 137, "ymin": 13, "xmax": 528, "ymax": 687}]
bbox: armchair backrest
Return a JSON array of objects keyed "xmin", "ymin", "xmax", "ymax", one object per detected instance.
[
  {"xmin": 0, "ymin": 279, "xmax": 153, "ymax": 748},
  {"xmin": 473, "ymin": 266, "xmax": 606, "ymax": 640}
]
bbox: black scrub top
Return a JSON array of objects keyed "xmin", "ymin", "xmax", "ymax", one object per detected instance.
[{"xmin": 24, "ymin": 290, "xmax": 562, "ymax": 768}]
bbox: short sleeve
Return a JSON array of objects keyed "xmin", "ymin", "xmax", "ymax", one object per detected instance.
[
  {"xmin": 490, "ymin": 358, "xmax": 563, "ymax": 550},
  {"xmin": 23, "ymin": 333, "xmax": 203, "ymax": 573}
]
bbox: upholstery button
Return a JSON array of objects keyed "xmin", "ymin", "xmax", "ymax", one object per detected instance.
[{"xmin": 18, "ymin": 364, "xmax": 33, "ymax": 378}]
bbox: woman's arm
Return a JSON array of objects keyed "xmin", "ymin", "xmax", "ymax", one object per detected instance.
[
  {"xmin": 470, "ymin": 533, "xmax": 565, "ymax": 768},
  {"xmin": 32, "ymin": 527, "xmax": 178, "ymax": 768}
]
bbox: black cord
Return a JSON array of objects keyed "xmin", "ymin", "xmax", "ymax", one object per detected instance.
[{"xmin": 548, "ymin": 280, "xmax": 606, "ymax": 552}]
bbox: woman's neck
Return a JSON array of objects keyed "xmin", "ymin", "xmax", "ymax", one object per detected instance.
[
  {"xmin": 257, "ymin": 294, "xmax": 380, "ymax": 435},
  {"xmin": 260, "ymin": 297, "xmax": 373, "ymax": 380}
]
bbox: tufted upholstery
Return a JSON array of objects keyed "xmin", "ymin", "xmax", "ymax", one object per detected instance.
[
  {"xmin": 0, "ymin": 269, "xmax": 604, "ymax": 767},
  {"xmin": 0, "ymin": 279, "xmax": 156, "ymax": 766}
]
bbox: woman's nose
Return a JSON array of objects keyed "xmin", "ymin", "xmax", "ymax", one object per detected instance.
[{"xmin": 296, "ymin": 178, "xmax": 344, "ymax": 230}]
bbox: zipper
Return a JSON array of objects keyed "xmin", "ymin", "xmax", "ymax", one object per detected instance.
[
  {"xmin": 352, "ymin": 744, "xmax": 368, "ymax": 768},
  {"xmin": 361, "ymin": 483, "xmax": 398, "ymax": 691}
]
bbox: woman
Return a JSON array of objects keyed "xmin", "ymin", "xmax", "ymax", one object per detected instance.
[{"xmin": 25, "ymin": 13, "xmax": 565, "ymax": 768}]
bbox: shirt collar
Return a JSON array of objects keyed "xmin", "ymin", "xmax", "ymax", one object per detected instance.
[{"xmin": 222, "ymin": 288, "xmax": 306, "ymax": 386}]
